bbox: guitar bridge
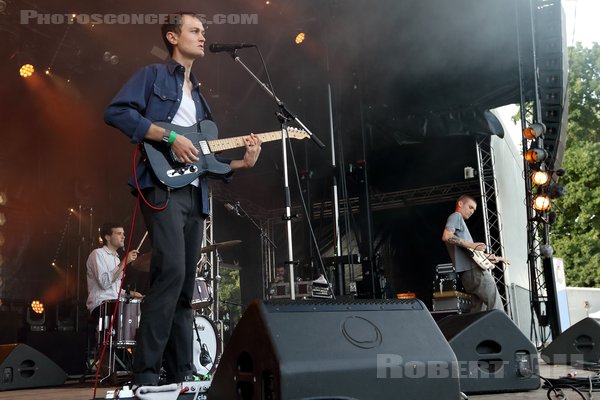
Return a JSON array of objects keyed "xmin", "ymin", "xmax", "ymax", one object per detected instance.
[{"xmin": 166, "ymin": 165, "xmax": 198, "ymax": 178}]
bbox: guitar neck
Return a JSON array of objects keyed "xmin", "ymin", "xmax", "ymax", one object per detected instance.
[{"xmin": 208, "ymin": 131, "xmax": 284, "ymax": 152}]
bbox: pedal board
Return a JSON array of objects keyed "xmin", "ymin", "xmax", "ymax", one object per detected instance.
[{"xmin": 178, "ymin": 379, "xmax": 211, "ymax": 400}]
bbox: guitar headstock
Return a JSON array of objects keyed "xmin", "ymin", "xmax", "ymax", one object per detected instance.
[{"xmin": 287, "ymin": 127, "xmax": 310, "ymax": 141}]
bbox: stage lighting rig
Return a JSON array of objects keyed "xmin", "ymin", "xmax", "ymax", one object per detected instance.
[
  {"xmin": 523, "ymin": 123, "xmax": 546, "ymax": 140},
  {"xmin": 27, "ymin": 300, "xmax": 46, "ymax": 331},
  {"xmin": 525, "ymin": 147, "xmax": 548, "ymax": 163}
]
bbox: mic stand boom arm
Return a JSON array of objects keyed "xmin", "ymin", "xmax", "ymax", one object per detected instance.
[
  {"xmin": 235, "ymin": 202, "xmax": 277, "ymax": 250},
  {"xmin": 229, "ymin": 53, "xmax": 326, "ymax": 150},
  {"xmin": 226, "ymin": 50, "xmax": 325, "ymax": 300}
]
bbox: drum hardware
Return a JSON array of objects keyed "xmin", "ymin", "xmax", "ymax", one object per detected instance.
[
  {"xmin": 98, "ymin": 299, "xmax": 141, "ymax": 348},
  {"xmin": 200, "ymin": 240, "xmax": 242, "ymax": 253},
  {"xmin": 192, "ymin": 315, "xmax": 221, "ymax": 376},
  {"xmin": 95, "ymin": 299, "xmax": 141, "ymax": 383},
  {"xmin": 131, "ymin": 251, "xmax": 152, "ymax": 272},
  {"xmin": 200, "ymin": 343, "xmax": 212, "ymax": 367},
  {"xmin": 199, "ymin": 239, "xmax": 240, "ymax": 321},
  {"xmin": 191, "ymin": 277, "xmax": 213, "ymax": 309}
]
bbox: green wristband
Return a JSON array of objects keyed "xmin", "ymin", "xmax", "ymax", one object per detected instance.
[{"xmin": 168, "ymin": 131, "xmax": 177, "ymax": 145}]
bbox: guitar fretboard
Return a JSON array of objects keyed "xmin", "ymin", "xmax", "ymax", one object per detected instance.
[{"xmin": 207, "ymin": 130, "xmax": 306, "ymax": 152}]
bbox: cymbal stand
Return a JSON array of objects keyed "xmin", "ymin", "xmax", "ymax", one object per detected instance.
[
  {"xmin": 236, "ymin": 201, "xmax": 276, "ymax": 300},
  {"xmin": 225, "ymin": 49, "xmax": 325, "ymax": 299},
  {"xmin": 93, "ymin": 319, "xmax": 132, "ymax": 384},
  {"xmin": 236, "ymin": 201, "xmax": 276, "ymax": 250},
  {"xmin": 213, "ymin": 249, "xmax": 221, "ymax": 322}
]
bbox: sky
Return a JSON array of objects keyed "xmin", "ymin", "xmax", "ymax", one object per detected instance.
[{"xmin": 562, "ymin": 0, "xmax": 600, "ymax": 47}]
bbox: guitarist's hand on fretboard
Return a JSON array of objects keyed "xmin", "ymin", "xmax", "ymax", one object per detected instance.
[{"xmin": 235, "ymin": 133, "xmax": 262, "ymax": 170}]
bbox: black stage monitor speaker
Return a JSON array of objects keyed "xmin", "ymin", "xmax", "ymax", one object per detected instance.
[
  {"xmin": 0, "ymin": 343, "xmax": 67, "ymax": 391},
  {"xmin": 436, "ymin": 310, "xmax": 540, "ymax": 394},
  {"xmin": 541, "ymin": 317, "xmax": 600, "ymax": 366},
  {"xmin": 210, "ymin": 299, "xmax": 460, "ymax": 400}
]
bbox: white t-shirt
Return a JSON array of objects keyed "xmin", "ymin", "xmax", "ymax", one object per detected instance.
[{"xmin": 172, "ymin": 91, "xmax": 200, "ymax": 187}]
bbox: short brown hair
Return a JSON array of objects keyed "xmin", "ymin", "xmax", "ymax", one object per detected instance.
[{"xmin": 161, "ymin": 12, "xmax": 202, "ymax": 56}]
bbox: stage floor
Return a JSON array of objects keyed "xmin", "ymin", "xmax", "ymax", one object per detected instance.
[{"xmin": 0, "ymin": 361, "xmax": 593, "ymax": 400}]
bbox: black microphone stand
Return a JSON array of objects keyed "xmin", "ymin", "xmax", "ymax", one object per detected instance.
[
  {"xmin": 235, "ymin": 201, "xmax": 277, "ymax": 250},
  {"xmin": 225, "ymin": 49, "xmax": 325, "ymax": 300}
]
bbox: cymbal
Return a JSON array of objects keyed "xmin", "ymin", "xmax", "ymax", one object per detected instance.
[
  {"xmin": 201, "ymin": 240, "xmax": 242, "ymax": 253},
  {"xmin": 131, "ymin": 252, "xmax": 151, "ymax": 272}
]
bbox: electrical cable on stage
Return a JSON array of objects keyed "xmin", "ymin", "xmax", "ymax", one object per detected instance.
[{"xmin": 541, "ymin": 372, "xmax": 600, "ymax": 400}]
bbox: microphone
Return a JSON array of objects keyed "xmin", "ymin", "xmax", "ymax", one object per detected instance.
[
  {"xmin": 200, "ymin": 343, "xmax": 212, "ymax": 367},
  {"xmin": 224, "ymin": 202, "xmax": 241, "ymax": 216},
  {"xmin": 209, "ymin": 43, "xmax": 255, "ymax": 53}
]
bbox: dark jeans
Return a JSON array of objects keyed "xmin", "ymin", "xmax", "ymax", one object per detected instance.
[{"xmin": 133, "ymin": 184, "xmax": 204, "ymax": 385}]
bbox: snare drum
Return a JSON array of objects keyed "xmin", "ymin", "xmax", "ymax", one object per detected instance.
[
  {"xmin": 191, "ymin": 277, "xmax": 212, "ymax": 309},
  {"xmin": 192, "ymin": 316, "xmax": 221, "ymax": 375},
  {"xmin": 98, "ymin": 299, "xmax": 141, "ymax": 348}
]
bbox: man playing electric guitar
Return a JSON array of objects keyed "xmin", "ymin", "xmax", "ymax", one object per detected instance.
[
  {"xmin": 442, "ymin": 195, "xmax": 506, "ymax": 312},
  {"xmin": 104, "ymin": 12, "xmax": 261, "ymax": 388}
]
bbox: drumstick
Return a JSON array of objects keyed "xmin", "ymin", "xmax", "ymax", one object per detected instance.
[{"xmin": 136, "ymin": 231, "xmax": 148, "ymax": 252}]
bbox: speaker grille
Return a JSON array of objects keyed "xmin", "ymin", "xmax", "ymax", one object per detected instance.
[{"xmin": 264, "ymin": 299, "xmax": 424, "ymax": 312}]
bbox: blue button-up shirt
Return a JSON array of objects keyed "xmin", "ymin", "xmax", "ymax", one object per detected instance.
[{"xmin": 104, "ymin": 59, "xmax": 227, "ymax": 215}]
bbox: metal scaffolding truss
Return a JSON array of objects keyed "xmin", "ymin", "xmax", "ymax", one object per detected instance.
[
  {"xmin": 522, "ymin": 104, "xmax": 555, "ymax": 345},
  {"xmin": 476, "ymin": 136, "xmax": 510, "ymax": 312},
  {"xmin": 203, "ymin": 190, "xmax": 217, "ymax": 320},
  {"xmin": 309, "ymin": 180, "xmax": 481, "ymax": 221}
]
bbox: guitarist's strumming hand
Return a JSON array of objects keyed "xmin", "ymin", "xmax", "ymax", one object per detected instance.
[
  {"xmin": 442, "ymin": 229, "xmax": 486, "ymax": 252},
  {"xmin": 470, "ymin": 242, "xmax": 487, "ymax": 252},
  {"xmin": 171, "ymin": 133, "xmax": 199, "ymax": 164}
]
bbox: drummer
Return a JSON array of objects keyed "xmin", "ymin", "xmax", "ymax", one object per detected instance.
[
  {"xmin": 273, "ymin": 265, "xmax": 288, "ymax": 284},
  {"xmin": 86, "ymin": 222, "xmax": 144, "ymax": 321}
]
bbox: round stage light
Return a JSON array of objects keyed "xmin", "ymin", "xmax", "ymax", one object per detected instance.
[
  {"xmin": 532, "ymin": 170, "xmax": 550, "ymax": 186},
  {"xmin": 523, "ymin": 123, "xmax": 546, "ymax": 140},
  {"xmin": 295, "ymin": 32, "xmax": 305, "ymax": 44},
  {"xmin": 533, "ymin": 195, "xmax": 551, "ymax": 211},
  {"xmin": 19, "ymin": 64, "xmax": 34, "ymax": 78},
  {"xmin": 31, "ymin": 300, "xmax": 45, "ymax": 314},
  {"xmin": 525, "ymin": 148, "xmax": 548, "ymax": 163}
]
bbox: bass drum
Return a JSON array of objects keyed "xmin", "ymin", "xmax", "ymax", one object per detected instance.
[{"xmin": 192, "ymin": 315, "xmax": 221, "ymax": 376}]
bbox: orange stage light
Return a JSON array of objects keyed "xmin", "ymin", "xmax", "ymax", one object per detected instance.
[{"xmin": 19, "ymin": 63, "xmax": 35, "ymax": 78}]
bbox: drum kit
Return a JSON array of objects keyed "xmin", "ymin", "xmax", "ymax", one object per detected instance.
[{"xmin": 96, "ymin": 239, "xmax": 240, "ymax": 381}]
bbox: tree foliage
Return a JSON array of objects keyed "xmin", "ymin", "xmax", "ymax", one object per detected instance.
[
  {"xmin": 551, "ymin": 43, "xmax": 600, "ymax": 287},
  {"xmin": 217, "ymin": 268, "xmax": 242, "ymax": 340}
]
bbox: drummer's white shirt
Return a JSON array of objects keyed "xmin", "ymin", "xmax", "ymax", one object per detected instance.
[{"xmin": 86, "ymin": 245, "xmax": 124, "ymax": 312}]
